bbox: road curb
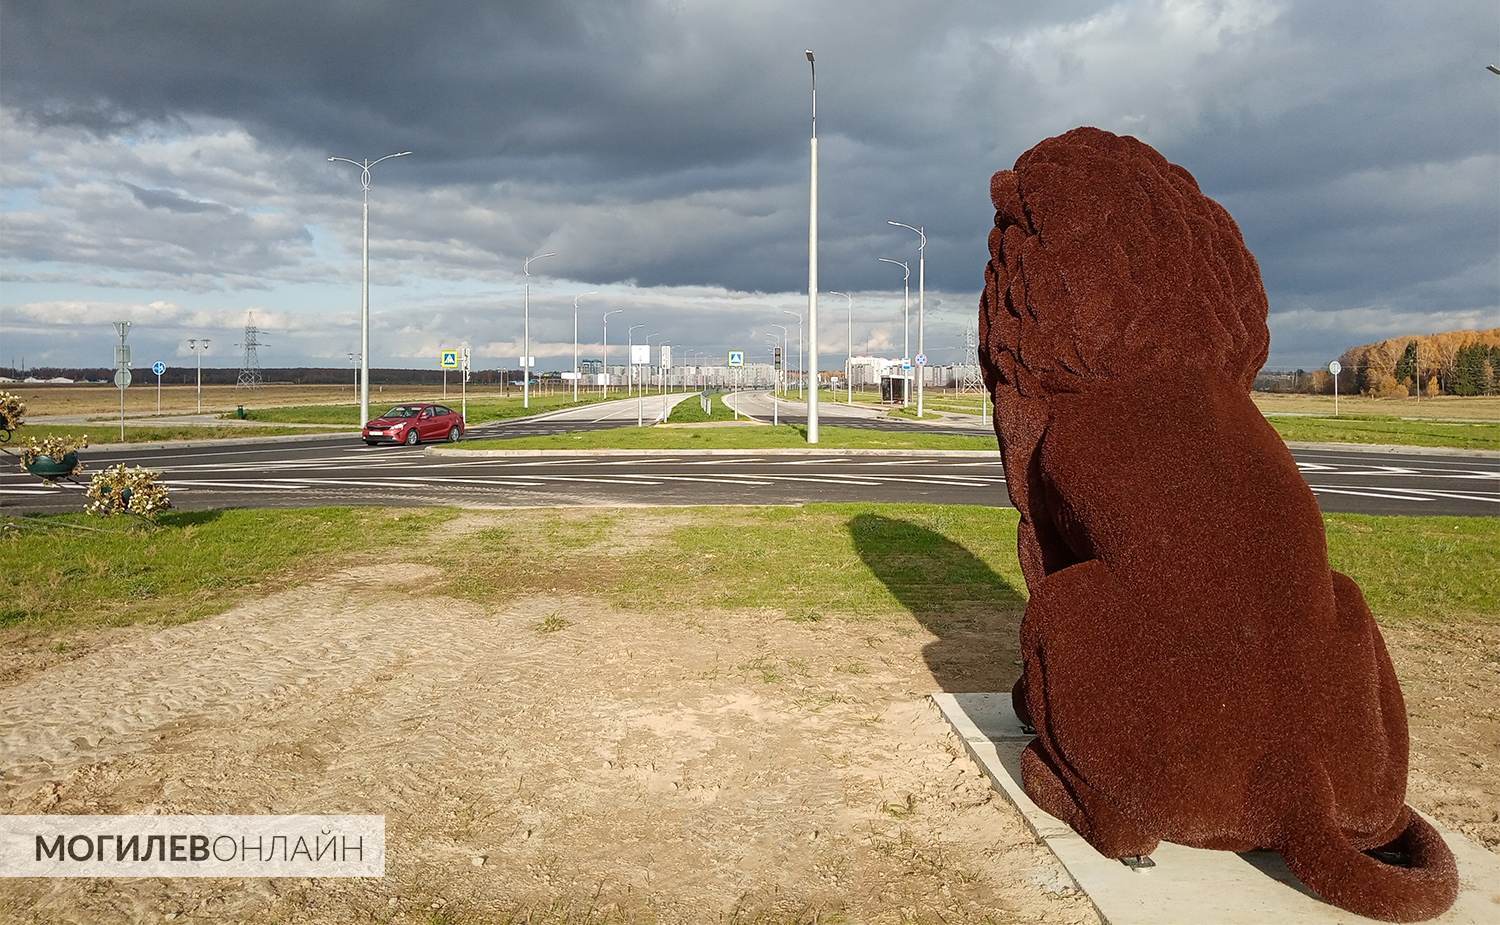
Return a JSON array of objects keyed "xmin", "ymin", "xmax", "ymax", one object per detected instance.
[
  {"xmin": 1283, "ymin": 441, "xmax": 1500, "ymax": 459},
  {"xmin": 427, "ymin": 446, "xmax": 1001, "ymax": 458},
  {"xmin": 78, "ymin": 431, "xmax": 358, "ymax": 453}
]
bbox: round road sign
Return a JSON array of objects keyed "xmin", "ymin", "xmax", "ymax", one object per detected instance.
[
  {"xmin": 915, "ymin": 353, "xmax": 927, "ymax": 366},
  {"xmin": 114, "ymin": 368, "xmax": 133, "ymax": 389},
  {"xmin": 1328, "ymin": 360, "xmax": 1342, "ymax": 376},
  {"xmin": 152, "ymin": 361, "xmax": 166, "ymax": 376}
]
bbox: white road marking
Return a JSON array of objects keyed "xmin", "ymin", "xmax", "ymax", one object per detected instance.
[{"xmin": 1309, "ymin": 486, "xmax": 1433, "ymax": 502}]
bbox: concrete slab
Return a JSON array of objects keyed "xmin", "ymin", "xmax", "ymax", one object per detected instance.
[{"xmin": 931, "ymin": 692, "xmax": 1500, "ymax": 925}]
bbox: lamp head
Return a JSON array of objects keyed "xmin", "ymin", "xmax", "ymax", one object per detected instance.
[{"xmin": 805, "ymin": 50, "xmax": 815, "ymax": 62}]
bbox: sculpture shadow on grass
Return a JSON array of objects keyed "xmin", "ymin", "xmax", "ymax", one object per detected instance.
[{"xmin": 847, "ymin": 513, "xmax": 1025, "ymax": 694}]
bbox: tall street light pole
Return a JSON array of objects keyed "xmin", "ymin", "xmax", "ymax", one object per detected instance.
[
  {"xmin": 573, "ymin": 291, "xmax": 598, "ymax": 402},
  {"xmin": 187, "ymin": 338, "xmax": 211, "ymax": 413},
  {"xmin": 878, "ymin": 257, "xmax": 911, "ymax": 406},
  {"xmin": 327, "ymin": 150, "xmax": 411, "ymax": 428},
  {"xmin": 627, "ymin": 323, "xmax": 645, "ymax": 396},
  {"xmin": 782, "ymin": 310, "xmax": 804, "ymax": 398},
  {"xmin": 828, "ymin": 291, "xmax": 852, "ymax": 404},
  {"xmin": 769, "ymin": 323, "xmax": 789, "ymax": 395},
  {"xmin": 602, "ymin": 309, "xmax": 623, "ymax": 398},
  {"xmin": 889, "ymin": 221, "xmax": 926, "ymax": 417},
  {"xmin": 521, "ymin": 251, "xmax": 557, "ymax": 410},
  {"xmin": 805, "ymin": 49, "xmax": 820, "ymax": 443}
]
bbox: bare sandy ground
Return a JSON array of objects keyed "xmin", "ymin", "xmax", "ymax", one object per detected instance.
[
  {"xmin": 0, "ymin": 558, "xmax": 1097, "ymax": 923},
  {"xmin": 1, "ymin": 522, "xmax": 1494, "ymax": 923}
]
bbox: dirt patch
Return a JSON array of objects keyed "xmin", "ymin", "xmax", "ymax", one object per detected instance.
[
  {"xmin": 1, "ymin": 549, "xmax": 1493, "ymax": 924},
  {"xmin": 1384, "ymin": 621, "xmax": 1500, "ymax": 852},
  {"xmin": 0, "ymin": 570, "xmax": 1094, "ymax": 924}
]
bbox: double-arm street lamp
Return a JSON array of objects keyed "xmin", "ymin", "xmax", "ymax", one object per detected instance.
[
  {"xmin": 877, "ymin": 256, "xmax": 911, "ymax": 406},
  {"xmin": 327, "ymin": 150, "xmax": 412, "ymax": 428},
  {"xmin": 573, "ymin": 291, "xmax": 598, "ymax": 401},
  {"xmin": 521, "ymin": 251, "xmax": 557, "ymax": 409},
  {"xmin": 187, "ymin": 338, "xmax": 211, "ymax": 413},
  {"xmin": 827, "ymin": 291, "xmax": 852, "ymax": 403},
  {"xmin": 889, "ymin": 221, "xmax": 926, "ymax": 417},
  {"xmin": 602, "ymin": 309, "xmax": 623, "ymax": 397}
]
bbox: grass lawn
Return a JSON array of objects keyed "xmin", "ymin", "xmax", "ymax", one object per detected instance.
[
  {"xmin": 0, "ymin": 507, "xmax": 454, "ymax": 635},
  {"xmin": 459, "ymin": 423, "xmax": 998, "ymax": 451},
  {"xmin": 436, "ymin": 504, "xmax": 1499, "ymax": 626},
  {"xmin": 9, "ymin": 423, "xmax": 337, "ymax": 444},
  {"xmin": 665, "ymin": 392, "xmax": 740, "ymax": 423},
  {"xmin": 1266, "ymin": 415, "xmax": 1500, "ymax": 450},
  {"xmin": 233, "ymin": 391, "xmax": 615, "ymax": 425}
]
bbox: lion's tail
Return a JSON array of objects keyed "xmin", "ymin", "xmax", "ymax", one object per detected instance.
[{"xmin": 1279, "ymin": 772, "xmax": 1458, "ymax": 922}]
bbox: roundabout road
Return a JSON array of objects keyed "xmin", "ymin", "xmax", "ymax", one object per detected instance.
[{"xmin": 2, "ymin": 394, "xmax": 1495, "ymax": 517}]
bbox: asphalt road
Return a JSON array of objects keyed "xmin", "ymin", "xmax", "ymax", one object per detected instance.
[{"xmin": 3, "ymin": 393, "xmax": 1495, "ymax": 517}]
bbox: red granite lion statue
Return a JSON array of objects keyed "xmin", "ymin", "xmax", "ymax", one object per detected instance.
[{"xmin": 979, "ymin": 127, "xmax": 1458, "ymax": 922}]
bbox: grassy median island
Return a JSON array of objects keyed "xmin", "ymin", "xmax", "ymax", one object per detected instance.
[
  {"xmin": 1265, "ymin": 414, "xmax": 1500, "ymax": 450},
  {"xmin": 235, "ymin": 391, "xmax": 615, "ymax": 425},
  {"xmin": 459, "ymin": 422, "xmax": 998, "ymax": 451},
  {"xmin": 14, "ymin": 423, "xmax": 337, "ymax": 444},
  {"xmin": 0, "ymin": 506, "xmax": 454, "ymax": 637}
]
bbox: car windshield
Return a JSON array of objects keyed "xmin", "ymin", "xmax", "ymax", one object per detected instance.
[{"xmin": 381, "ymin": 406, "xmax": 422, "ymax": 418}]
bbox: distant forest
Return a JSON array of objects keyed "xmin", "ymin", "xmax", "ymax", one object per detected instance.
[{"xmin": 1255, "ymin": 328, "xmax": 1499, "ymax": 397}]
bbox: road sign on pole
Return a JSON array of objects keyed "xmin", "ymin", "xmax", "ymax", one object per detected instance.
[
  {"xmin": 1329, "ymin": 360, "xmax": 1342, "ymax": 417},
  {"xmin": 440, "ymin": 349, "xmax": 458, "ymax": 369},
  {"xmin": 114, "ymin": 368, "xmax": 132, "ymax": 389},
  {"xmin": 630, "ymin": 344, "xmax": 650, "ymax": 366},
  {"xmin": 152, "ymin": 361, "xmax": 165, "ymax": 413},
  {"xmin": 914, "ymin": 353, "xmax": 927, "ymax": 366},
  {"xmin": 728, "ymin": 350, "xmax": 744, "ymax": 368}
]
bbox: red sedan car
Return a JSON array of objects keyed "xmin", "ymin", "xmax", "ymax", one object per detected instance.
[{"xmin": 362, "ymin": 402, "xmax": 465, "ymax": 446}]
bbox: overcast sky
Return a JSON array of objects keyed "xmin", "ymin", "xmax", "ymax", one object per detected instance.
[{"xmin": 1, "ymin": 1, "xmax": 1496, "ymax": 373}]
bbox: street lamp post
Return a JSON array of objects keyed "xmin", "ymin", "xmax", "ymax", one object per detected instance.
[
  {"xmin": 602, "ymin": 309, "xmax": 623, "ymax": 398},
  {"xmin": 521, "ymin": 252, "xmax": 558, "ymax": 410},
  {"xmin": 647, "ymin": 333, "xmax": 663, "ymax": 393},
  {"xmin": 782, "ymin": 309, "xmax": 804, "ymax": 398},
  {"xmin": 187, "ymin": 338, "xmax": 211, "ymax": 413},
  {"xmin": 805, "ymin": 49, "xmax": 820, "ymax": 443},
  {"xmin": 769, "ymin": 323, "xmax": 789, "ymax": 396},
  {"xmin": 345, "ymin": 351, "xmax": 360, "ymax": 404},
  {"xmin": 889, "ymin": 221, "xmax": 926, "ymax": 417},
  {"xmin": 627, "ymin": 324, "xmax": 645, "ymax": 397},
  {"xmin": 878, "ymin": 257, "xmax": 911, "ymax": 406},
  {"xmin": 326, "ymin": 150, "xmax": 411, "ymax": 428},
  {"xmin": 828, "ymin": 291, "xmax": 852, "ymax": 404},
  {"xmin": 573, "ymin": 291, "xmax": 598, "ymax": 402}
]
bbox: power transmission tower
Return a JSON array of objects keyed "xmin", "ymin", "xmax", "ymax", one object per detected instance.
[
  {"xmin": 235, "ymin": 311, "xmax": 266, "ymax": 388},
  {"xmin": 959, "ymin": 321, "xmax": 983, "ymax": 393}
]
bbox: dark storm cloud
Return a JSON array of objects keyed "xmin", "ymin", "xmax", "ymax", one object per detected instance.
[
  {"xmin": 124, "ymin": 182, "xmax": 227, "ymax": 214},
  {"xmin": 2, "ymin": 0, "xmax": 1496, "ymax": 359}
]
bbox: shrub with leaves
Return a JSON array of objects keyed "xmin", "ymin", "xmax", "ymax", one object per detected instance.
[
  {"xmin": 0, "ymin": 391, "xmax": 25, "ymax": 434},
  {"xmin": 86, "ymin": 464, "xmax": 172, "ymax": 520},
  {"xmin": 17, "ymin": 434, "xmax": 89, "ymax": 478}
]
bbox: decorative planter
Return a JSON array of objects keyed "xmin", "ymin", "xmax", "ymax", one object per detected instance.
[{"xmin": 25, "ymin": 451, "xmax": 79, "ymax": 479}]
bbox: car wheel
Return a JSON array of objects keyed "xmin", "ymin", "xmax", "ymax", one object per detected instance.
[
  {"xmin": 448, "ymin": 425, "xmax": 460, "ymax": 442},
  {"xmin": 404, "ymin": 429, "xmax": 419, "ymax": 446}
]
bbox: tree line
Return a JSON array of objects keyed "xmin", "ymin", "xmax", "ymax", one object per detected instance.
[{"xmin": 1259, "ymin": 328, "xmax": 1499, "ymax": 398}]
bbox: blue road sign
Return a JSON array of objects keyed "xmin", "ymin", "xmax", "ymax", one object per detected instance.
[
  {"xmin": 915, "ymin": 353, "xmax": 927, "ymax": 366},
  {"xmin": 728, "ymin": 351, "xmax": 744, "ymax": 367},
  {"xmin": 151, "ymin": 361, "xmax": 166, "ymax": 376}
]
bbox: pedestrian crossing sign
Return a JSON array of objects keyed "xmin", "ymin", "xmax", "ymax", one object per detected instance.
[
  {"xmin": 440, "ymin": 349, "xmax": 459, "ymax": 369},
  {"xmin": 728, "ymin": 351, "xmax": 744, "ymax": 367}
]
